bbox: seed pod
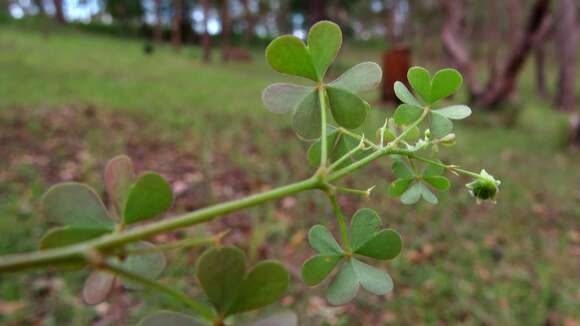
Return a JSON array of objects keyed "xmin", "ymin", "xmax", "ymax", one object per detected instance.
[{"xmin": 466, "ymin": 170, "xmax": 501, "ymax": 203}]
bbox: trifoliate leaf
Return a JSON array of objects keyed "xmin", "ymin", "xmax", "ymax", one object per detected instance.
[
  {"xmin": 423, "ymin": 161, "xmax": 445, "ymax": 177},
  {"xmin": 419, "ymin": 183, "xmax": 438, "ymax": 204},
  {"xmin": 265, "ymin": 35, "xmax": 318, "ymax": 81},
  {"xmin": 434, "ymin": 105, "xmax": 471, "ymax": 120},
  {"xmin": 262, "ymin": 83, "xmax": 313, "ymax": 114},
  {"xmin": 196, "ymin": 246, "xmax": 245, "ymax": 314},
  {"xmin": 123, "ymin": 172, "xmax": 173, "ymax": 224},
  {"xmin": 42, "ymin": 182, "xmax": 114, "ymax": 229},
  {"xmin": 120, "ymin": 241, "xmax": 167, "ymax": 290},
  {"xmin": 394, "ymin": 104, "xmax": 423, "ymax": 125},
  {"xmin": 307, "ymin": 21, "xmax": 342, "ymax": 80},
  {"xmin": 226, "ymin": 260, "xmax": 289, "ymax": 315},
  {"xmin": 330, "ymin": 62, "xmax": 382, "ymax": 93},
  {"xmin": 291, "ymin": 90, "xmax": 321, "ymax": 140},
  {"xmin": 430, "ymin": 112, "xmax": 453, "ymax": 138},
  {"xmin": 424, "ymin": 176, "xmax": 450, "ymax": 191},
  {"xmin": 400, "ymin": 182, "xmax": 422, "ymax": 205},
  {"xmin": 430, "ymin": 68, "xmax": 462, "ymax": 103},
  {"xmin": 392, "ymin": 160, "xmax": 414, "ymax": 179},
  {"xmin": 302, "ymin": 254, "xmax": 343, "ymax": 286},
  {"xmin": 326, "ymin": 86, "xmax": 368, "ymax": 130},
  {"xmin": 407, "ymin": 66, "xmax": 431, "ymax": 104},
  {"xmin": 105, "ymin": 155, "xmax": 134, "ymax": 219},
  {"xmin": 350, "ymin": 208, "xmax": 381, "ymax": 252},
  {"xmin": 355, "ymin": 229, "xmax": 402, "ymax": 260},
  {"xmin": 308, "ymin": 225, "xmax": 343, "ymax": 255},
  {"xmin": 326, "ymin": 260, "xmax": 358, "ymax": 305},
  {"xmin": 394, "ymin": 81, "xmax": 422, "ymax": 107},
  {"xmin": 388, "ymin": 178, "xmax": 413, "ymax": 197},
  {"xmin": 351, "ymin": 258, "xmax": 393, "ymax": 295}
]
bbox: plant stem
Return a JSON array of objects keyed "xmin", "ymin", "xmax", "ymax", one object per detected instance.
[
  {"xmin": 0, "ymin": 177, "xmax": 320, "ymax": 273},
  {"xmin": 328, "ymin": 193, "xmax": 350, "ymax": 249},
  {"xmin": 328, "ymin": 141, "xmax": 363, "ymax": 172},
  {"xmin": 318, "ymin": 86, "xmax": 329, "ymax": 169},
  {"xmin": 102, "ymin": 263, "xmax": 216, "ymax": 321},
  {"xmin": 339, "ymin": 128, "xmax": 379, "ymax": 149},
  {"xmin": 335, "ymin": 186, "xmax": 371, "ymax": 197}
]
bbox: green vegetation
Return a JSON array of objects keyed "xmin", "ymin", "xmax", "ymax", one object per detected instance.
[{"xmin": 1, "ymin": 23, "xmax": 579, "ymax": 325}]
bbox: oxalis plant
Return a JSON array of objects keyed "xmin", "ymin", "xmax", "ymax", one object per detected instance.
[{"xmin": 0, "ymin": 21, "xmax": 501, "ymax": 325}]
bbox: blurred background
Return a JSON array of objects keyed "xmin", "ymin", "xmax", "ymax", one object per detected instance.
[{"xmin": 0, "ymin": 0, "xmax": 579, "ymax": 325}]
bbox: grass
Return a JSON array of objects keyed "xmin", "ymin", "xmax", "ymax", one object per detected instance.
[{"xmin": 0, "ymin": 22, "xmax": 579, "ymax": 325}]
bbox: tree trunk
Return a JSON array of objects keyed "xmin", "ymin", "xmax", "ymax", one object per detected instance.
[
  {"xmin": 241, "ymin": 0, "xmax": 256, "ymax": 44},
  {"xmin": 201, "ymin": 0, "xmax": 211, "ymax": 62},
  {"xmin": 171, "ymin": 0, "xmax": 182, "ymax": 51},
  {"xmin": 220, "ymin": 0, "xmax": 231, "ymax": 62},
  {"xmin": 308, "ymin": 0, "xmax": 326, "ymax": 27},
  {"xmin": 478, "ymin": 0, "xmax": 552, "ymax": 107},
  {"xmin": 153, "ymin": 0, "xmax": 163, "ymax": 43},
  {"xmin": 440, "ymin": 0, "xmax": 553, "ymax": 108},
  {"xmin": 53, "ymin": 0, "xmax": 66, "ymax": 24},
  {"xmin": 276, "ymin": 0, "xmax": 291, "ymax": 34},
  {"xmin": 34, "ymin": 0, "xmax": 46, "ymax": 15},
  {"xmin": 0, "ymin": 0, "xmax": 8, "ymax": 16},
  {"xmin": 554, "ymin": 0, "xmax": 577, "ymax": 112},
  {"xmin": 440, "ymin": 0, "xmax": 480, "ymax": 97}
]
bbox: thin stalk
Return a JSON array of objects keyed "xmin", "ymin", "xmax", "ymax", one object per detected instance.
[
  {"xmin": 328, "ymin": 141, "xmax": 363, "ymax": 172},
  {"xmin": 385, "ymin": 107, "xmax": 430, "ymax": 150},
  {"xmin": 339, "ymin": 128, "xmax": 379, "ymax": 149},
  {"xmin": 122, "ymin": 231, "xmax": 227, "ymax": 256},
  {"xmin": 0, "ymin": 177, "xmax": 320, "ymax": 273},
  {"xmin": 318, "ymin": 86, "xmax": 329, "ymax": 169},
  {"xmin": 335, "ymin": 186, "xmax": 372, "ymax": 197},
  {"xmin": 102, "ymin": 263, "xmax": 216, "ymax": 321},
  {"xmin": 328, "ymin": 193, "xmax": 350, "ymax": 249}
]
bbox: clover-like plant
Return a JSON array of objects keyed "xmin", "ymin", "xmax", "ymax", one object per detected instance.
[
  {"xmin": 0, "ymin": 21, "xmax": 501, "ymax": 324},
  {"xmin": 140, "ymin": 246, "xmax": 295, "ymax": 326},
  {"xmin": 302, "ymin": 209, "xmax": 402, "ymax": 305}
]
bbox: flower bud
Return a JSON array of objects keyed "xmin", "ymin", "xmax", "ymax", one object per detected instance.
[
  {"xmin": 439, "ymin": 133, "xmax": 456, "ymax": 146},
  {"xmin": 466, "ymin": 170, "xmax": 501, "ymax": 203}
]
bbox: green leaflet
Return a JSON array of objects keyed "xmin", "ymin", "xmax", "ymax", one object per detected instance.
[
  {"xmin": 196, "ymin": 246, "xmax": 289, "ymax": 317},
  {"xmin": 123, "ymin": 172, "xmax": 173, "ymax": 224}
]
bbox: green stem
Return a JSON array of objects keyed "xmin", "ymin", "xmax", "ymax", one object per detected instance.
[
  {"xmin": 0, "ymin": 177, "xmax": 320, "ymax": 273},
  {"xmin": 318, "ymin": 86, "xmax": 329, "ymax": 169},
  {"xmin": 334, "ymin": 186, "xmax": 372, "ymax": 197},
  {"xmin": 328, "ymin": 140, "xmax": 363, "ymax": 172},
  {"xmin": 339, "ymin": 128, "xmax": 379, "ymax": 149},
  {"xmin": 122, "ymin": 232, "xmax": 225, "ymax": 256},
  {"xmin": 328, "ymin": 193, "xmax": 350, "ymax": 249},
  {"xmin": 102, "ymin": 263, "xmax": 216, "ymax": 321}
]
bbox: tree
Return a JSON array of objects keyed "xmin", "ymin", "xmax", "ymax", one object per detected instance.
[
  {"xmin": 440, "ymin": 0, "xmax": 552, "ymax": 108},
  {"xmin": 171, "ymin": 0, "xmax": 183, "ymax": 51},
  {"xmin": 219, "ymin": 0, "xmax": 231, "ymax": 62},
  {"xmin": 201, "ymin": 0, "xmax": 211, "ymax": 62},
  {"xmin": 240, "ymin": 0, "xmax": 256, "ymax": 44},
  {"xmin": 308, "ymin": 0, "xmax": 326, "ymax": 27},
  {"xmin": 105, "ymin": 0, "xmax": 144, "ymax": 29},
  {"xmin": 53, "ymin": 0, "xmax": 66, "ymax": 24},
  {"xmin": 153, "ymin": 0, "xmax": 163, "ymax": 43},
  {"xmin": 554, "ymin": 0, "xmax": 577, "ymax": 112}
]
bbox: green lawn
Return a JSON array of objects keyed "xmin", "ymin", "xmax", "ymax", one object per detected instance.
[{"xmin": 0, "ymin": 22, "xmax": 579, "ymax": 325}]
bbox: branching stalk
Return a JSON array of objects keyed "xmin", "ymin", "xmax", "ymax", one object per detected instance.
[
  {"xmin": 327, "ymin": 193, "xmax": 350, "ymax": 249},
  {"xmin": 318, "ymin": 86, "xmax": 329, "ymax": 169},
  {"xmin": 102, "ymin": 263, "xmax": 216, "ymax": 321}
]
